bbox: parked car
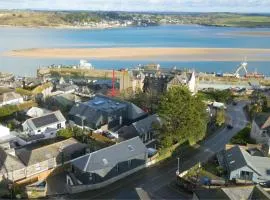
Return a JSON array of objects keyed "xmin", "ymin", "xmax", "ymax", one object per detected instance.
[
  {"xmin": 227, "ymin": 124, "xmax": 233, "ymax": 129},
  {"xmin": 102, "ymin": 131, "xmax": 115, "ymax": 139}
]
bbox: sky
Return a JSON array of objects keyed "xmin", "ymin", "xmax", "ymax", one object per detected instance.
[{"xmin": 0, "ymin": 0, "xmax": 270, "ymax": 13}]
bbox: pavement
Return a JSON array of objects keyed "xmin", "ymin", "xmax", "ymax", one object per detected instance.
[{"xmin": 58, "ymin": 101, "xmax": 248, "ymax": 200}]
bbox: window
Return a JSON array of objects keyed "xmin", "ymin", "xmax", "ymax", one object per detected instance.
[
  {"xmin": 38, "ymin": 130, "xmax": 41, "ymax": 133},
  {"xmin": 89, "ymin": 173, "xmax": 93, "ymax": 181},
  {"xmin": 57, "ymin": 123, "xmax": 62, "ymax": 129}
]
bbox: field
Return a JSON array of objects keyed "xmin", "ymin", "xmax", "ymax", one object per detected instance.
[
  {"xmin": 209, "ymin": 14, "xmax": 270, "ymax": 27},
  {"xmin": 0, "ymin": 11, "xmax": 70, "ymax": 27}
]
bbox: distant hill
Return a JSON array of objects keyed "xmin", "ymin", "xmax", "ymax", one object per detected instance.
[{"xmin": 1, "ymin": 10, "xmax": 270, "ymax": 28}]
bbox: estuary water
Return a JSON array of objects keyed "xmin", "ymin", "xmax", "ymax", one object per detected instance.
[{"xmin": 1, "ymin": 25, "xmax": 270, "ymax": 76}]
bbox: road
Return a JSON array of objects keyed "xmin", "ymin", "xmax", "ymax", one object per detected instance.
[{"xmin": 65, "ymin": 101, "xmax": 248, "ymax": 200}]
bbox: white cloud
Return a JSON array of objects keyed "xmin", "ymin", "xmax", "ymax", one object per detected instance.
[{"xmin": 0, "ymin": 0, "xmax": 269, "ymax": 12}]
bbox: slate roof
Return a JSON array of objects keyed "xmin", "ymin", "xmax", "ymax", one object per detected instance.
[
  {"xmin": 69, "ymin": 95, "xmax": 145, "ymax": 123},
  {"xmin": 194, "ymin": 189, "xmax": 229, "ymax": 200},
  {"xmin": 118, "ymin": 114, "xmax": 162, "ymax": 140},
  {"xmin": 72, "ymin": 137, "xmax": 147, "ymax": 174},
  {"xmin": 23, "ymin": 110, "xmax": 66, "ymax": 131},
  {"xmin": 168, "ymin": 73, "xmax": 192, "ymax": 86},
  {"xmin": 69, "ymin": 103, "xmax": 102, "ymax": 124},
  {"xmin": 254, "ymin": 113, "xmax": 270, "ymax": 129},
  {"xmin": 224, "ymin": 146, "xmax": 270, "ymax": 179},
  {"xmin": 16, "ymin": 138, "xmax": 86, "ymax": 166},
  {"xmin": 194, "ymin": 185, "xmax": 270, "ymax": 200},
  {"xmin": 132, "ymin": 114, "xmax": 162, "ymax": 136},
  {"xmin": 0, "ymin": 148, "xmax": 25, "ymax": 172}
]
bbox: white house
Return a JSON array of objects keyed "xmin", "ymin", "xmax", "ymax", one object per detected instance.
[
  {"xmin": 250, "ymin": 113, "xmax": 270, "ymax": 147},
  {"xmin": 222, "ymin": 145, "xmax": 270, "ymax": 183},
  {"xmin": 0, "ymin": 92, "xmax": 23, "ymax": 107},
  {"xmin": 0, "ymin": 125, "xmax": 10, "ymax": 138},
  {"xmin": 22, "ymin": 110, "xmax": 66, "ymax": 139}
]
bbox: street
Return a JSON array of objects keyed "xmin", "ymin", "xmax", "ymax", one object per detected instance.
[{"xmin": 65, "ymin": 101, "xmax": 248, "ymax": 199}]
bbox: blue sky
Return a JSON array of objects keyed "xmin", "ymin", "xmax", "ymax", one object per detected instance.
[{"xmin": 0, "ymin": 0, "xmax": 270, "ymax": 13}]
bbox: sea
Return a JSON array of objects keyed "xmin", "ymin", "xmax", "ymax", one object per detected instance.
[{"xmin": 1, "ymin": 25, "xmax": 270, "ymax": 77}]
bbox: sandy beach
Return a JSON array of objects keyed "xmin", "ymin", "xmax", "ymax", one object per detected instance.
[{"xmin": 4, "ymin": 47, "xmax": 270, "ymax": 61}]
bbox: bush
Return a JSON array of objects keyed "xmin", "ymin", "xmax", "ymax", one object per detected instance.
[{"xmin": 230, "ymin": 125, "xmax": 255, "ymax": 145}]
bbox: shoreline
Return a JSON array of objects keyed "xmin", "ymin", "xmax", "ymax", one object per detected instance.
[
  {"xmin": 0, "ymin": 24, "xmax": 132, "ymax": 30},
  {"xmin": 2, "ymin": 23, "xmax": 270, "ymax": 30},
  {"xmin": 4, "ymin": 47, "xmax": 270, "ymax": 62}
]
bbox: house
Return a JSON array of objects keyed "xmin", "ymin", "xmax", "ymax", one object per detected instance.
[
  {"xmin": 0, "ymin": 148, "xmax": 26, "ymax": 182},
  {"xmin": 193, "ymin": 185, "xmax": 270, "ymax": 200},
  {"xmin": 26, "ymin": 107, "xmax": 51, "ymax": 118},
  {"xmin": 51, "ymin": 93, "xmax": 81, "ymax": 109},
  {"xmin": 14, "ymin": 138, "xmax": 87, "ymax": 182},
  {"xmin": 220, "ymin": 145, "xmax": 270, "ymax": 183},
  {"xmin": 56, "ymin": 83, "xmax": 78, "ymax": 94},
  {"xmin": 69, "ymin": 95, "xmax": 146, "ymax": 130},
  {"xmin": 250, "ymin": 113, "xmax": 270, "ymax": 148},
  {"xmin": 0, "ymin": 126, "xmax": 17, "ymax": 150},
  {"xmin": 0, "ymin": 138, "xmax": 86, "ymax": 183},
  {"xmin": 117, "ymin": 114, "xmax": 162, "ymax": 144},
  {"xmin": 22, "ymin": 110, "xmax": 66, "ymax": 139},
  {"xmin": 0, "ymin": 125, "xmax": 10, "ymax": 138},
  {"xmin": 66, "ymin": 137, "xmax": 148, "ymax": 193},
  {"xmin": 0, "ymin": 91, "xmax": 23, "ymax": 107},
  {"xmin": 167, "ymin": 71, "xmax": 197, "ymax": 94}
]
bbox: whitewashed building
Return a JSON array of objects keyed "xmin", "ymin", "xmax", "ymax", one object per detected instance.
[{"xmin": 22, "ymin": 110, "xmax": 66, "ymax": 139}]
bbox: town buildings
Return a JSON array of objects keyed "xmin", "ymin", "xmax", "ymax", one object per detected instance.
[{"xmin": 69, "ymin": 95, "xmax": 146, "ymax": 130}]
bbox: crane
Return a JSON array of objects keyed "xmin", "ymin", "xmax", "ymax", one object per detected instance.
[{"xmin": 234, "ymin": 59, "xmax": 248, "ymax": 78}]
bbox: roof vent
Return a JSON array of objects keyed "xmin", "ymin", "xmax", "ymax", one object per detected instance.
[{"xmin": 128, "ymin": 145, "xmax": 135, "ymax": 152}]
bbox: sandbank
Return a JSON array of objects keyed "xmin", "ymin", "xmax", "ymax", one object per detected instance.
[{"xmin": 4, "ymin": 47, "xmax": 270, "ymax": 61}]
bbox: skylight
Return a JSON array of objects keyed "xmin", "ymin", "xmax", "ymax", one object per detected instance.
[
  {"xmin": 102, "ymin": 158, "xmax": 108, "ymax": 166},
  {"xmin": 128, "ymin": 145, "xmax": 135, "ymax": 152}
]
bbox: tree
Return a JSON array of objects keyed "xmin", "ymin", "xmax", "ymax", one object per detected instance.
[
  {"xmin": 57, "ymin": 128, "xmax": 73, "ymax": 139},
  {"xmin": 216, "ymin": 109, "xmax": 225, "ymax": 126},
  {"xmin": 158, "ymin": 86, "xmax": 207, "ymax": 149}
]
